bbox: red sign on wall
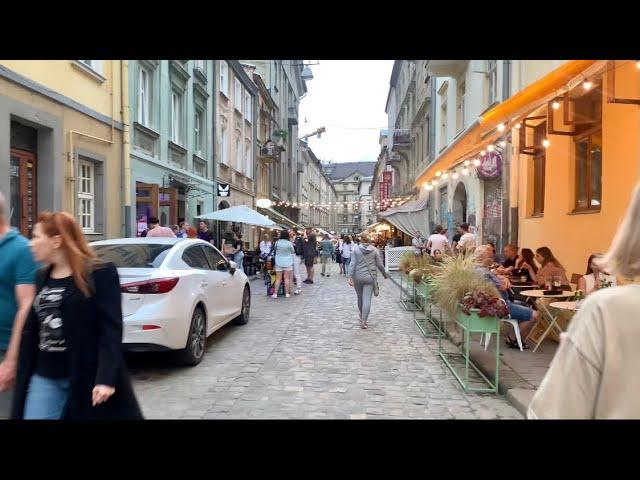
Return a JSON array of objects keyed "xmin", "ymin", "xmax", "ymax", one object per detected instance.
[{"xmin": 383, "ymin": 171, "xmax": 392, "ymax": 184}]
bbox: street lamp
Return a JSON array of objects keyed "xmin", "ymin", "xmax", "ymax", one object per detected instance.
[{"xmin": 301, "ymin": 66, "xmax": 314, "ymax": 81}]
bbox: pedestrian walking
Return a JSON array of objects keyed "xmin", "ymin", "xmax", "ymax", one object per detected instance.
[
  {"xmin": 146, "ymin": 217, "xmax": 176, "ymax": 238},
  {"xmin": 528, "ymin": 183, "xmax": 640, "ymax": 419},
  {"xmin": 303, "ymin": 229, "xmax": 318, "ymax": 284},
  {"xmin": 335, "ymin": 237, "xmax": 344, "ymax": 274},
  {"xmin": 341, "ymin": 235, "xmax": 354, "ymax": 276},
  {"xmin": 347, "ymin": 233, "xmax": 388, "ymax": 329},
  {"xmin": 0, "ymin": 192, "xmax": 38, "ymax": 419},
  {"xmin": 11, "ymin": 211, "xmax": 143, "ymax": 419},
  {"xmin": 319, "ymin": 234, "xmax": 335, "ymax": 277},
  {"xmin": 233, "ymin": 232, "xmax": 245, "ymax": 274},
  {"xmin": 271, "ymin": 229, "xmax": 295, "ymax": 299}
]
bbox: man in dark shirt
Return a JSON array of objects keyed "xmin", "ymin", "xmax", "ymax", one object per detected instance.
[
  {"xmin": 497, "ymin": 244, "xmax": 519, "ymax": 274},
  {"xmin": 197, "ymin": 220, "xmax": 213, "ymax": 243},
  {"xmin": 451, "ymin": 224, "xmax": 462, "ymax": 252}
]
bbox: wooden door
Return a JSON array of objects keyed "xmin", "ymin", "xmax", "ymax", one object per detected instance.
[
  {"xmin": 159, "ymin": 187, "xmax": 178, "ymax": 226},
  {"xmin": 9, "ymin": 149, "xmax": 37, "ymax": 238},
  {"xmin": 135, "ymin": 182, "xmax": 159, "ymax": 236}
]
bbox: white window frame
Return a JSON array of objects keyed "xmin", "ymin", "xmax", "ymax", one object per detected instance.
[
  {"xmin": 234, "ymin": 79, "xmax": 243, "ymax": 113},
  {"xmin": 220, "ymin": 126, "xmax": 228, "ymax": 165},
  {"xmin": 440, "ymin": 98, "xmax": 448, "ymax": 150},
  {"xmin": 138, "ymin": 67, "xmax": 151, "ymax": 127},
  {"xmin": 456, "ymin": 81, "xmax": 466, "ymax": 133},
  {"xmin": 235, "ymin": 137, "xmax": 242, "ymax": 172},
  {"xmin": 244, "ymin": 91, "xmax": 252, "ymax": 123},
  {"xmin": 171, "ymin": 90, "xmax": 183, "ymax": 144},
  {"xmin": 78, "ymin": 160, "xmax": 95, "ymax": 233},
  {"xmin": 194, "ymin": 60, "xmax": 206, "ymax": 74},
  {"xmin": 219, "ymin": 61, "xmax": 229, "ymax": 97},
  {"xmin": 79, "ymin": 60, "xmax": 103, "ymax": 75},
  {"xmin": 194, "ymin": 110, "xmax": 203, "ymax": 155},
  {"xmin": 487, "ymin": 60, "xmax": 498, "ymax": 105}
]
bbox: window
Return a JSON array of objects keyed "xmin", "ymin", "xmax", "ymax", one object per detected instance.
[
  {"xmin": 456, "ymin": 81, "xmax": 465, "ymax": 133},
  {"xmin": 79, "ymin": 60, "xmax": 103, "ymax": 75},
  {"xmin": 78, "ymin": 160, "xmax": 95, "ymax": 233},
  {"xmin": 575, "ymin": 131, "xmax": 602, "ymax": 211},
  {"xmin": 219, "ymin": 61, "xmax": 229, "ymax": 97},
  {"xmin": 244, "ymin": 91, "xmax": 252, "ymax": 123},
  {"xmin": 424, "ymin": 115, "xmax": 431, "ymax": 160},
  {"xmin": 220, "ymin": 126, "xmax": 228, "ymax": 165},
  {"xmin": 92, "ymin": 244, "xmax": 173, "ymax": 268},
  {"xmin": 194, "ymin": 60, "xmax": 206, "ymax": 73},
  {"xmin": 532, "ymin": 121, "xmax": 546, "ymax": 216},
  {"xmin": 245, "ymin": 140, "xmax": 252, "ymax": 177},
  {"xmin": 201, "ymin": 244, "xmax": 226, "ymax": 270},
  {"xmin": 138, "ymin": 67, "xmax": 151, "ymax": 127},
  {"xmin": 487, "ymin": 60, "xmax": 498, "ymax": 105},
  {"xmin": 194, "ymin": 110, "xmax": 203, "ymax": 155},
  {"xmin": 171, "ymin": 91, "xmax": 183, "ymax": 144},
  {"xmin": 234, "ymin": 79, "xmax": 243, "ymax": 112},
  {"xmin": 182, "ymin": 246, "xmax": 210, "ymax": 269},
  {"xmin": 440, "ymin": 99, "xmax": 448, "ymax": 150},
  {"xmin": 235, "ymin": 138, "xmax": 242, "ymax": 172}
]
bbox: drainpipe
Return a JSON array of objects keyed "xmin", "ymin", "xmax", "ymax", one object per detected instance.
[
  {"xmin": 501, "ymin": 60, "xmax": 513, "ymax": 248},
  {"xmin": 121, "ymin": 60, "xmax": 132, "ymax": 237}
]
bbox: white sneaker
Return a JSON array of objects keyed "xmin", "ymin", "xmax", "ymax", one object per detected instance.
[
  {"xmin": 286, "ymin": 294, "xmax": 291, "ymax": 298},
  {"xmin": 271, "ymin": 294, "xmax": 278, "ymax": 299},
  {"xmin": 294, "ymin": 289, "xmax": 301, "ymax": 295}
]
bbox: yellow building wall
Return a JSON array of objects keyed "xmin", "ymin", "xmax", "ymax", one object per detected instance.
[
  {"xmin": 515, "ymin": 61, "xmax": 640, "ymax": 278},
  {"xmin": 0, "ymin": 60, "xmax": 122, "ymax": 123}
]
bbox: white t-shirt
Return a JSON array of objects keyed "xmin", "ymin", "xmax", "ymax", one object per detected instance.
[
  {"xmin": 528, "ymin": 285, "xmax": 640, "ymax": 419},
  {"xmin": 458, "ymin": 232, "xmax": 476, "ymax": 252},
  {"xmin": 259, "ymin": 240, "xmax": 272, "ymax": 256},
  {"xmin": 427, "ymin": 234, "xmax": 449, "ymax": 255},
  {"xmin": 412, "ymin": 237, "xmax": 425, "ymax": 255}
]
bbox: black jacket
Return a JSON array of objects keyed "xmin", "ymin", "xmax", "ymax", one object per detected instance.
[
  {"xmin": 12, "ymin": 262, "xmax": 143, "ymax": 420},
  {"xmin": 303, "ymin": 235, "xmax": 318, "ymax": 257}
]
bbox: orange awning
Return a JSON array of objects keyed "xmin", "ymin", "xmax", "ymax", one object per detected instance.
[{"xmin": 415, "ymin": 60, "xmax": 598, "ymax": 188}]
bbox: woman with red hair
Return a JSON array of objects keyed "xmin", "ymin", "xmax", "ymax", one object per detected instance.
[{"xmin": 11, "ymin": 212, "xmax": 142, "ymax": 419}]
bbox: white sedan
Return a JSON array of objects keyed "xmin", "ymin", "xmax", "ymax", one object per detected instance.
[{"xmin": 90, "ymin": 237, "xmax": 251, "ymax": 366}]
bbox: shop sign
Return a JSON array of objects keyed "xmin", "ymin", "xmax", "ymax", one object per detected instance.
[
  {"xmin": 217, "ymin": 183, "xmax": 230, "ymax": 197},
  {"xmin": 476, "ymin": 152, "xmax": 502, "ymax": 180}
]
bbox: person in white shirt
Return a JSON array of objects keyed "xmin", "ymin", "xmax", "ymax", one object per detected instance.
[
  {"xmin": 259, "ymin": 234, "xmax": 272, "ymax": 258},
  {"xmin": 577, "ymin": 253, "xmax": 617, "ymax": 296},
  {"xmin": 411, "ymin": 230, "xmax": 426, "ymax": 256},
  {"xmin": 456, "ymin": 223, "xmax": 476, "ymax": 254},
  {"xmin": 427, "ymin": 225, "xmax": 450, "ymax": 256}
]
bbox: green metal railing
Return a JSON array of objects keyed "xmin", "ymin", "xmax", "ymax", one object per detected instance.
[
  {"xmin": 413, "ymin": 281, "xmax": 443, "ymax": 338},
  {"xmin": 399, "ymin": 272, "xmax": 420, "ymax": 312}
]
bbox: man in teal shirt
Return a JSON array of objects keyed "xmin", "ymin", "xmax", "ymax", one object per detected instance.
[{"xmin": 0, "ymin": 192, "xmax": 37, "ymax": 418}]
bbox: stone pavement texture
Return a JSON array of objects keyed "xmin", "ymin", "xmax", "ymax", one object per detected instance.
[{"xmin": 129, "ymin": 262, "xmax": 523, "ymax": 419}]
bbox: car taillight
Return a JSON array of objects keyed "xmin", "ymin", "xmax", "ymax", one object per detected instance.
[{"xmin": 121, "ymin": 277, "xmax": 179, "ymax": 294}]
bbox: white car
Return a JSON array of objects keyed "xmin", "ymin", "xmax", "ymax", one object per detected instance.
[{"xmin": 90, "ymin": 237, "xmax": 251, "ymax": 366}]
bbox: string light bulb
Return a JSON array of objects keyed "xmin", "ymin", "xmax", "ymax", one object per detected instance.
[
  {"xmin": 487, "ymin": 145, "xmax": 494, "ymax": 152},
  {"xmin": 462, "ymin": 168, "xmax": 470, "ymax": 176},
  {"xmin": 442, "ymin": 172, "xmax": 449, "ymax": 179},
  {"xmin": 473, "ymin": 158, "xmax": 481, "ymax": 167},
  {"xmin": 515, "ymin": 123, "xmax": 522, "ymax": 129},
  {"xmin": 497, "ymin": 123, "xmax": 505, "ymax": 132},
  {"xmin": 435, "ymin": 171, "xmax": 442, "ymax": 177},
  {"xmin": 464, "ymin": 160, "xmax": 471, "ymax": 166},
  {"xmin": 543, "ymin": 139, "xmax": 550, "ymax": 148},
  {"xmin": 480, "ymin": 150, "xmax": 486, "ymax": 156},
  {"xmin": 637, "ymin": 61, "xmax": 640, "ymax": 69},
  {"xmin": 452, "ymin": 172, "xmax": 459, "ymax": 179},
  {"xmin": 499, "ymin": 140, "xmax": 507, "ymax": 148},
  {"xmin": 432, "ymin": 179, "xmax": 439, "ymax": 186},
  {"xmin": 552, "ymin": 99, "xmax": 561, "ymax": 110},
  {"xmin": 582, "ymin": 79, "xmax": 593, "ymax": 91}
]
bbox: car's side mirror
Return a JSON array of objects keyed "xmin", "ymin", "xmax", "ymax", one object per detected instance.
[
  {"xmin": 216, "ymin": 260, "xmax": 228, "ymax": 271},
  {"xmin": 228, "ymin": 260, "xmax": 237, "ymax": 275}
]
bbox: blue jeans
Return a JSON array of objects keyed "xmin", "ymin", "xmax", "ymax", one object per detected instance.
[
  {"xmin": 233, "ymin": 252, "xmax": 245, "ymax": 273},
  {"xmin": 23, "ymin": 374, "xmax": 70, "ymax": 420}
]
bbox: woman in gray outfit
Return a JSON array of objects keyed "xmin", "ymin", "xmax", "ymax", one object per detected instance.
[{"xmin": 347, "ymin": 233, "xmax": 388, "ymax": 329}]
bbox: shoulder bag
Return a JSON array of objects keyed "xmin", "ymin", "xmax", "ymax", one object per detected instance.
[{"xmin": 361, "ymin": 250, "xmax": 380, "ymax": 296}]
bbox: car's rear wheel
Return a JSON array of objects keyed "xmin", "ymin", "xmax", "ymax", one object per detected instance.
[
  {"xmin": 174, "ymin": 306, "xmax": 206, "ymax": 366},
  {"xmin": 232, "ymin": 286, "xmax": 250, "ymax": 325}
]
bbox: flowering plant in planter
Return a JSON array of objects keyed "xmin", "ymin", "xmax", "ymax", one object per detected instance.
[{"xmin": 460, "ymin": 288, "xmax": 509, "ymax": 318}]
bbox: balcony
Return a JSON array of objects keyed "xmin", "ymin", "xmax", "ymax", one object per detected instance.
[
  {"xmin": 392, "ymin": 129, "xmax": 411, "ymax": 150},
  {"xmin": 425, "ymin": 60, "xmax": 468, "ymax": 77},
  {"xmin": 259, "ymin": 142, "xmax": 281, "ymax": 164},
  {"xmin": 288, "ymin": 106, "xmax": 298, "ymax": 126}
]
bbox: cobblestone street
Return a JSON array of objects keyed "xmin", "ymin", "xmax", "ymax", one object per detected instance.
[{"xmin": 129, "ymin": 262, "xmax": 523, "ymax": 419}]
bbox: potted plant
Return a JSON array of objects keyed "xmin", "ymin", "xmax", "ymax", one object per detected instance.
[{"xmin": 458, "ymin": 288, "xmax": 509, "ymax": 330}]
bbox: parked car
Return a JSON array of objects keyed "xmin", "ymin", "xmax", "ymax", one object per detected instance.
[{"xmin": 90, "ymin": 237, "xmax": 251, "ymax": 366}]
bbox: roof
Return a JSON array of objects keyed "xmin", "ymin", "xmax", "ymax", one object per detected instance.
[{"xmin": 323, "ymin": 162, "xmax": 376, "ymax": 181}]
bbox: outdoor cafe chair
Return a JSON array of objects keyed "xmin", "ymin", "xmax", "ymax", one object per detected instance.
[{"xmin": 478, "ymin": 299, "xmax": 524, "ymax": 352}]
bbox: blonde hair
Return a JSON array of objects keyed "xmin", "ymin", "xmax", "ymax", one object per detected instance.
[
  {"xmin": 474, "ymin": 245, "xmax": 494, "ymax": 267},
  {"xmin": 598, "ymin": 183, "xmax": 640, "ymax": 279},
  {"xmin": 360, "ymin": 232, "xmax": 371, "ymax": 244}
]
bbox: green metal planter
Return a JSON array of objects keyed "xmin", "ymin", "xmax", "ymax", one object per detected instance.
[
  {"xmin": 399, "ymin": 271, "xmax": 420, "ymax": 312},
  {"xmin": 413, "ymin": 281, "xmax": 443, "ymax": 338},
  {"xmin": 438, "ymin": 306, "xmax": 501, "ymax": 394}
]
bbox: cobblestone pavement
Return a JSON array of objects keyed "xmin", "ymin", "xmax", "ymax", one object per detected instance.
[{"xmin": 128, "ymin": 262, "xmax": 523, "ymax": 419}]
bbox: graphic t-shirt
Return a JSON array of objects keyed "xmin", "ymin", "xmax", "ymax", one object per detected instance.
[{"xmin": 34, "ymin": 276, "xmax": 72, "ymax": 379}]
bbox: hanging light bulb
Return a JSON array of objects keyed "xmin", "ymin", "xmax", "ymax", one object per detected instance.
[
  {"xmin": 497, "ymin": 123, "xmax": 505, "ymax": 132},
  {"xmin": 552, "ymin": 99, "xmax": 561, "ymax": 110},
  {"xmin": 515, "ymin": 123, "xmax": 522, "ymax": 129},
  {"xmin": 473, "ymin": 158, "xmax": 481, "ymax": 167},
  {"xmin": 425, "ymin": 184, "xmax": 434, "ymax": 191},
  {"xmin": 435, "ymin": 170, "xmax": 442, "ymax": 177},
  {"xmin": 442, "ymin": 172, "xmax": 449, "ymax": 179},
  {"xmin": 462, "ymin": 167, "xmax": 470, "ymax": 176},
  {"xmin": 452, "ymin": 172, "xmax": 459, "ymax": 180},
  {"xmin": 480, "ymin": 150, "xmax": 486, "ymax": 156},
  {"xmin": 543, "ymin": 139, "xmax": 551, "ymax": 148},
  {"xmin": 464, "ymin": 160, "xmax": 471, "ymax": 166},
  {"xmin": 499, "ymin": 140, "xmax": 507, "ymax": 148},
  {"xmin": 582, "ymin": 79, "xmax": 593, "ymax": 90},
  {"xmin": 487, "ymin": 144, "xmax": 495, "ymax": 152}
]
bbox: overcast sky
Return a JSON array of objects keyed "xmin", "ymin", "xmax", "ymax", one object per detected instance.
[{"xmin": 298, "ymin": 60, "xmax": 394, "ymax": 164}]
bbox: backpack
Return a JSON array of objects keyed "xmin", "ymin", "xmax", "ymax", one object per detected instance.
[{"xmin": 294, "ymin": 236, "xmax": 304, "ymax": 256}]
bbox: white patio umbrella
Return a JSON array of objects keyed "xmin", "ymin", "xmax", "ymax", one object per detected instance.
[{"xmin": 196, "ymin": 205, "xmax": 282, "ymax": 229}]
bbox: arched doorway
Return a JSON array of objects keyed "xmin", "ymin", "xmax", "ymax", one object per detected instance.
[{"xmin": 453, "ymin": 182, "xmax": 468, "ymax": 226}]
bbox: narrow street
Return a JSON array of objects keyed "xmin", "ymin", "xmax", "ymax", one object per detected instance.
[{"xmin": 129, "ymin": 263, "xmax": 522, "ymax": 419}]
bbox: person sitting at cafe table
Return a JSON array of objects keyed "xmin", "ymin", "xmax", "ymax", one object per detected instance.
[
  {"xmin": 495, "ymin": 244, "xmax": 519, "ymax": 275},
  {"xmin": 475, "ymin": 245, "xmax": 540, "ymax": 349},
  {"xmin": 578, "ymin": 253, "xmax": 617, "ymax": 296},
  {"xmin": 525, "ymin": 246, "xmax": 570, "ymax": 289},
  {"xmin": 511, "ymin": 248, "xmax": 538, "ymax": 284}
]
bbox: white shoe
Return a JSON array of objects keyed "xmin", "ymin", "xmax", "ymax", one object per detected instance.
[
  {"xmin": 271, "ymin": 294, "xmax": 278, "ymax": 299},
  {"xmin": 294, "ymin": 289, "xmax": 301, "ymax": 295},
  {"xmin": 286, "ymin": 294, "xmax": 291, "ymax": 298}
]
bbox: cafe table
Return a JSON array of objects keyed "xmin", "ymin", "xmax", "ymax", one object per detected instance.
[{"xmin": 520, "ymin": 290, "xmax": 575, "ymax": 352}]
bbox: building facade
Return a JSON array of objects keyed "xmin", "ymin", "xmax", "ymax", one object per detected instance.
[
  {"xmin": 1, "ymin": 60, "xmax": 124, "ymax": 240},
  {"xmin": 299, "ymin": 140, "xmax": 336, "ymax": 232}
]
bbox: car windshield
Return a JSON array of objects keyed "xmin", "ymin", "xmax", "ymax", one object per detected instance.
[{"xmin": 92, "ymin": 243, "xmax": 173, "ymax": 268}]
